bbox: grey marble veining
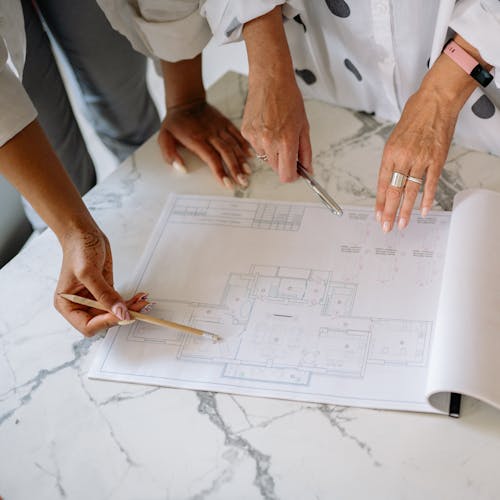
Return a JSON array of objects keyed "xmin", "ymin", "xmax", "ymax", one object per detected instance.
[{"xmin": 1, "ymin": 72, "xmax": 500, "ymax": 500}]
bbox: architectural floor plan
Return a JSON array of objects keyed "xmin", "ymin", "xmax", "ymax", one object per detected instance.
[{"xmin": 90, "ymin": 195, "xmax": 451, "ymax": 412}]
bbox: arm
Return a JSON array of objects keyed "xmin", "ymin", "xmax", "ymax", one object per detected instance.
[
  {"xmin": 96, "ymin": 1, "xmax": 251, "ymax": 188},
  {"xmin": 0, "ymin": 121, "xmax": 148, "ymax": 335},
  {"xmin": 241, "ymin": 6, "xmax": 311, "ymax": 182},
  {"xmin": 158, "ymin": 54, "xmax": 251, "ymax": 189},
  {"xmin": 375, "ymin": 33, "xmax": 491, "ymax": 232}
]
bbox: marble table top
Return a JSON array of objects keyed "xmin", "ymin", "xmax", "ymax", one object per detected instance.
[{"xmin": 2, "ymin": 72, "xmax": 500, "ymax": 500}]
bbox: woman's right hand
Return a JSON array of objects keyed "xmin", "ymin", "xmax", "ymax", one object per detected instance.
[
  {"xmin": 242, "ymin": 69, "xmax": 312, "ymax": 182},
  {"xmin": 0, "ymin": 121, "xmax": 149, "ymax": 337},
  {"xmin": 242, "ymin": 6, "xmax": 312, "ymax": 182},
  {"xmin": 54, "ymin": 227, "xmax": 148, "ymax": 337}
]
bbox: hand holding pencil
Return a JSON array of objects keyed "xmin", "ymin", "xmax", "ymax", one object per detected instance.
[
  {"xmin": 60, "ymin": 293, "xmax": 221, "ymax": 342},
  {"xmin": 53, "ymin": 226, "xmax": 151, "ymax": 337}
]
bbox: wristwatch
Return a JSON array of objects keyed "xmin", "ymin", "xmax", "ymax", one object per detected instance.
[{"xmin": 443, "ymin": 40, "xmax": 493, "ymax": 87}]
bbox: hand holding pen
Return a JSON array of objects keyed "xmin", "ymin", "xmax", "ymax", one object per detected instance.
[{"xmin": 296, "ymin": 162, "xmax": 343, "ymax": 216}]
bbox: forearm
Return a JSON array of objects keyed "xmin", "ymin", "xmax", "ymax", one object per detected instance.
[
  {"xmin": 161, "ymin": 54, "xmax": 206, "ymax": 109},
  {"xmin": 420, "ymin": 34, "xmax": 492, "ymax": 114},
  {"xmin": 242, "ymin": 6, "xmax": 295, "ymax": 83},
  {"xmin": 0, "ymin": 120, "xmax": 99, "ymax": 243}
]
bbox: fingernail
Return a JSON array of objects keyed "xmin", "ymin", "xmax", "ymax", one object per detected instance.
[
  {"xmin": 173, "ymin": 160, "xmax": 187, "ymax": 174},
  {"xmin": 421, "ymin": 207, "xmax": 429, "ymax": 217},
  {"xmin": 118, "ymin": 319, "xmax": 136, "ymax": 326},
  {"xmin": 398, "ymin": 218, "xmax": 407, "ymax": 231},
  {"xmin": 141, "ymin": 302, "xmax": 156, "ymax": 313},
  {"xmin": 382, "ymin": 221, "xmax": 391, "ymax": 233},
  {"xmin": 237, "ymin": 174, "xmax": 249, "ymax": 187},
  {"xmin": 242, "ymin": 162, "xmax": 252, "ymax": 175},
  {"xmin": 112, "ymin": 302, "xmax": 130, "ymax": 321},
  {"xmin": 222, "ymin": 177, "xmax": 234, "ymax": 190},
  {"xmin": 376, "ymin": 211, "xmax": 382, "ymax": 223}
]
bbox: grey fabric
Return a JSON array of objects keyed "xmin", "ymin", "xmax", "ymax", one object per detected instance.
[
  {"xmin": 21, "ymin": 0, "xmax": 160, "ymax": 230},
  {"xmin": 0, "ymin": 175, "xmax": 32, "ymax": 268}
]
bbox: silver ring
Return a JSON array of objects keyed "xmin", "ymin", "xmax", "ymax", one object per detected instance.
[
  {"xmin": 407, "ymin": 175, "xmax": 423, "ymax": 185},
  {"xmin": 256, "ymin": 154, "xmax": 268, "ymax": 161},
  {"xmin": 390, "ymin": 172, "xmax": 407, "ymax": 189}
]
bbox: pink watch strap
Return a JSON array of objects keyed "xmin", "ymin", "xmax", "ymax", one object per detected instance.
[{"xmin": 443, "ymin": 40, "xmax": 478, "ymax": 74}]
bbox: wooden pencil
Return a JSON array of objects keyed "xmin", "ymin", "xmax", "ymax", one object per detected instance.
[{"xmin": 60, "ymin": 293, "xmax": 221, "ymax": 342}]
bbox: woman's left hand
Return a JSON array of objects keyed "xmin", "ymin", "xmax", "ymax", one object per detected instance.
[
  {"xmin": 375, "ymin": 87, "xmax": 459, "ymax": 232},
  {"xmin": 375, "ymin": 36, "xmax": 486, "ymax": 232}
]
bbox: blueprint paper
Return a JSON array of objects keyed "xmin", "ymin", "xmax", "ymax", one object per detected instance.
[
  {"xmin": 427, "ymin": 189, "xmax": 500, "ymax": 412},
  {"xmin": 90, "ymin": 195, "xmax": 452, "ymax": 413}
]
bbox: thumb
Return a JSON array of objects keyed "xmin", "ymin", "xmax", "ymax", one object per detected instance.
[
  {"xmin": 158, "ymin": 127, "xmax": 187, "ymax": 173},
  {"xmin": 82, "ymin": 272, "xmax": 130, "ymax": 321}
]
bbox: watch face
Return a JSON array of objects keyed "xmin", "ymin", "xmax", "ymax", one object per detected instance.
[{"xmin": 471, "ymin": 65, "xmax": 494, "ymax": 87}]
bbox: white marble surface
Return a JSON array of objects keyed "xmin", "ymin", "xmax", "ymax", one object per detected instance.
[{"xmin": 2, "ymin": 73, "xmax": 500, "ymax": 500}]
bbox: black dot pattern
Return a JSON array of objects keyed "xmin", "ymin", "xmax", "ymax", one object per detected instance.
[
  {"xmin": 344, "ymin": 58, "xmax": 362, "ymax": 81},
  {"xmin": 471, "ymin": 95, "xmax": 496, "ymax": 119},
  {"xmin": 325, "ymin": 0, "xmax": 350, "ymax": 18},
  {"xmin": 295, "ymin": 68, "xmax": 317, "ymax": 85},
  {"xmin": 293, "ymin": 14, "xmax": 307, "ymax": 32},
  {"xmin": 225, "ymin": 17, "xmax": 241, "ymax": 38}
]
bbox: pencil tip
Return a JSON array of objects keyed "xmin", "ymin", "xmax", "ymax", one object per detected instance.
[{"xmin": 203, "ymin": 332, "xmax": 221, "ymax": 343}]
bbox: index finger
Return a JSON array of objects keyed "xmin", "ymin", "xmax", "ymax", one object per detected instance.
[
  {"xmin": 298, "ymin": 126, "xmax": 313, "ymax": 174},
  {"xmin": 375, "ymin": 149, "xmax": 397, "ymax": 220},
  {"xmin": 278, "ymin": 138, "xmax": 299, "ymax": 183}
]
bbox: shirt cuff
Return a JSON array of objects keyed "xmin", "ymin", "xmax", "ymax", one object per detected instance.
[
  {"xmin": 133, "ymin": 10, "xmax": 212, "ymax": 62},
  {"xmin": 200, "ymin": 0, "xmax": 301, "ymax": 45},
  {"xmin": 450, "ymin": 0, "xmax": 500, "ymax": 87},
  {"xmin": 97, "ymin": 1, "xmax": 211, "ymax": 62},
  {"xmin": 0, "ymin": 65, "xmax": 37, "ymax": 148}
]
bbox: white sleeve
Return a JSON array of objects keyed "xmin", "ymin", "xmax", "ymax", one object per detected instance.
[
  {"xmin": 0, "ymin": 43, "xmax": 37, "ymax": 148},
  {"xmin": 200, "ymin": 0, "xmax": 302, "ymax": 46},
  {"xmin": 97, "ymin": 0, "xmax": 211, "ymax": 62},
  {"xmin": 450, "ymin": 0, "xmax": 500, "ymax": 87}
]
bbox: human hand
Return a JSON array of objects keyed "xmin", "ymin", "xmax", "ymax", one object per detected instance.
[
  {"xmin": 375, "ymin": 87, "xmax": 459, "ymax": 232},
  {"xmin": 241, "ymin": 5, "xmax": 312, "ymax": 182},
  {"xmin": 54, "ymin": 227, "xmax": 149, "ymax": 336},
  {"xmin": 375, "ymin": 35, "xmax": 487, "ymax": 232},
  {"xmin": 242, "ymin": 70, "xmax": 312, "ymax": 182},
  {"xmin": 158, "ymin": 100, "xmax": 252, "ymax": 189}
]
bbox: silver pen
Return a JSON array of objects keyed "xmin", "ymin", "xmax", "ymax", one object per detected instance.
[{"xmin": 297, "ymin": 162, "xmax": 343, "ymax": 216}]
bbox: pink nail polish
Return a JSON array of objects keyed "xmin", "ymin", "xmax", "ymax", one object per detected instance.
[
  {"xmin": 398, "ymin": 218, "xmax": 407, "ymax": 231},
  {"xmin": 421, "ymin": 207, "xmax": 429, "ymax": 217},
  {"xmin": 112, "ymin": 303, "xmax": 130, "ymax": 321},
  {"xmin": 382, "ymin": 221, "xmax": 391, "ymax": 233},
  {"xmin": 141, "ymin": 302, "xmax": 156, "ymax": 313},
  {"xmin": 376, "ymin": 211, "xmax": 382, "ymax": 223}
]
